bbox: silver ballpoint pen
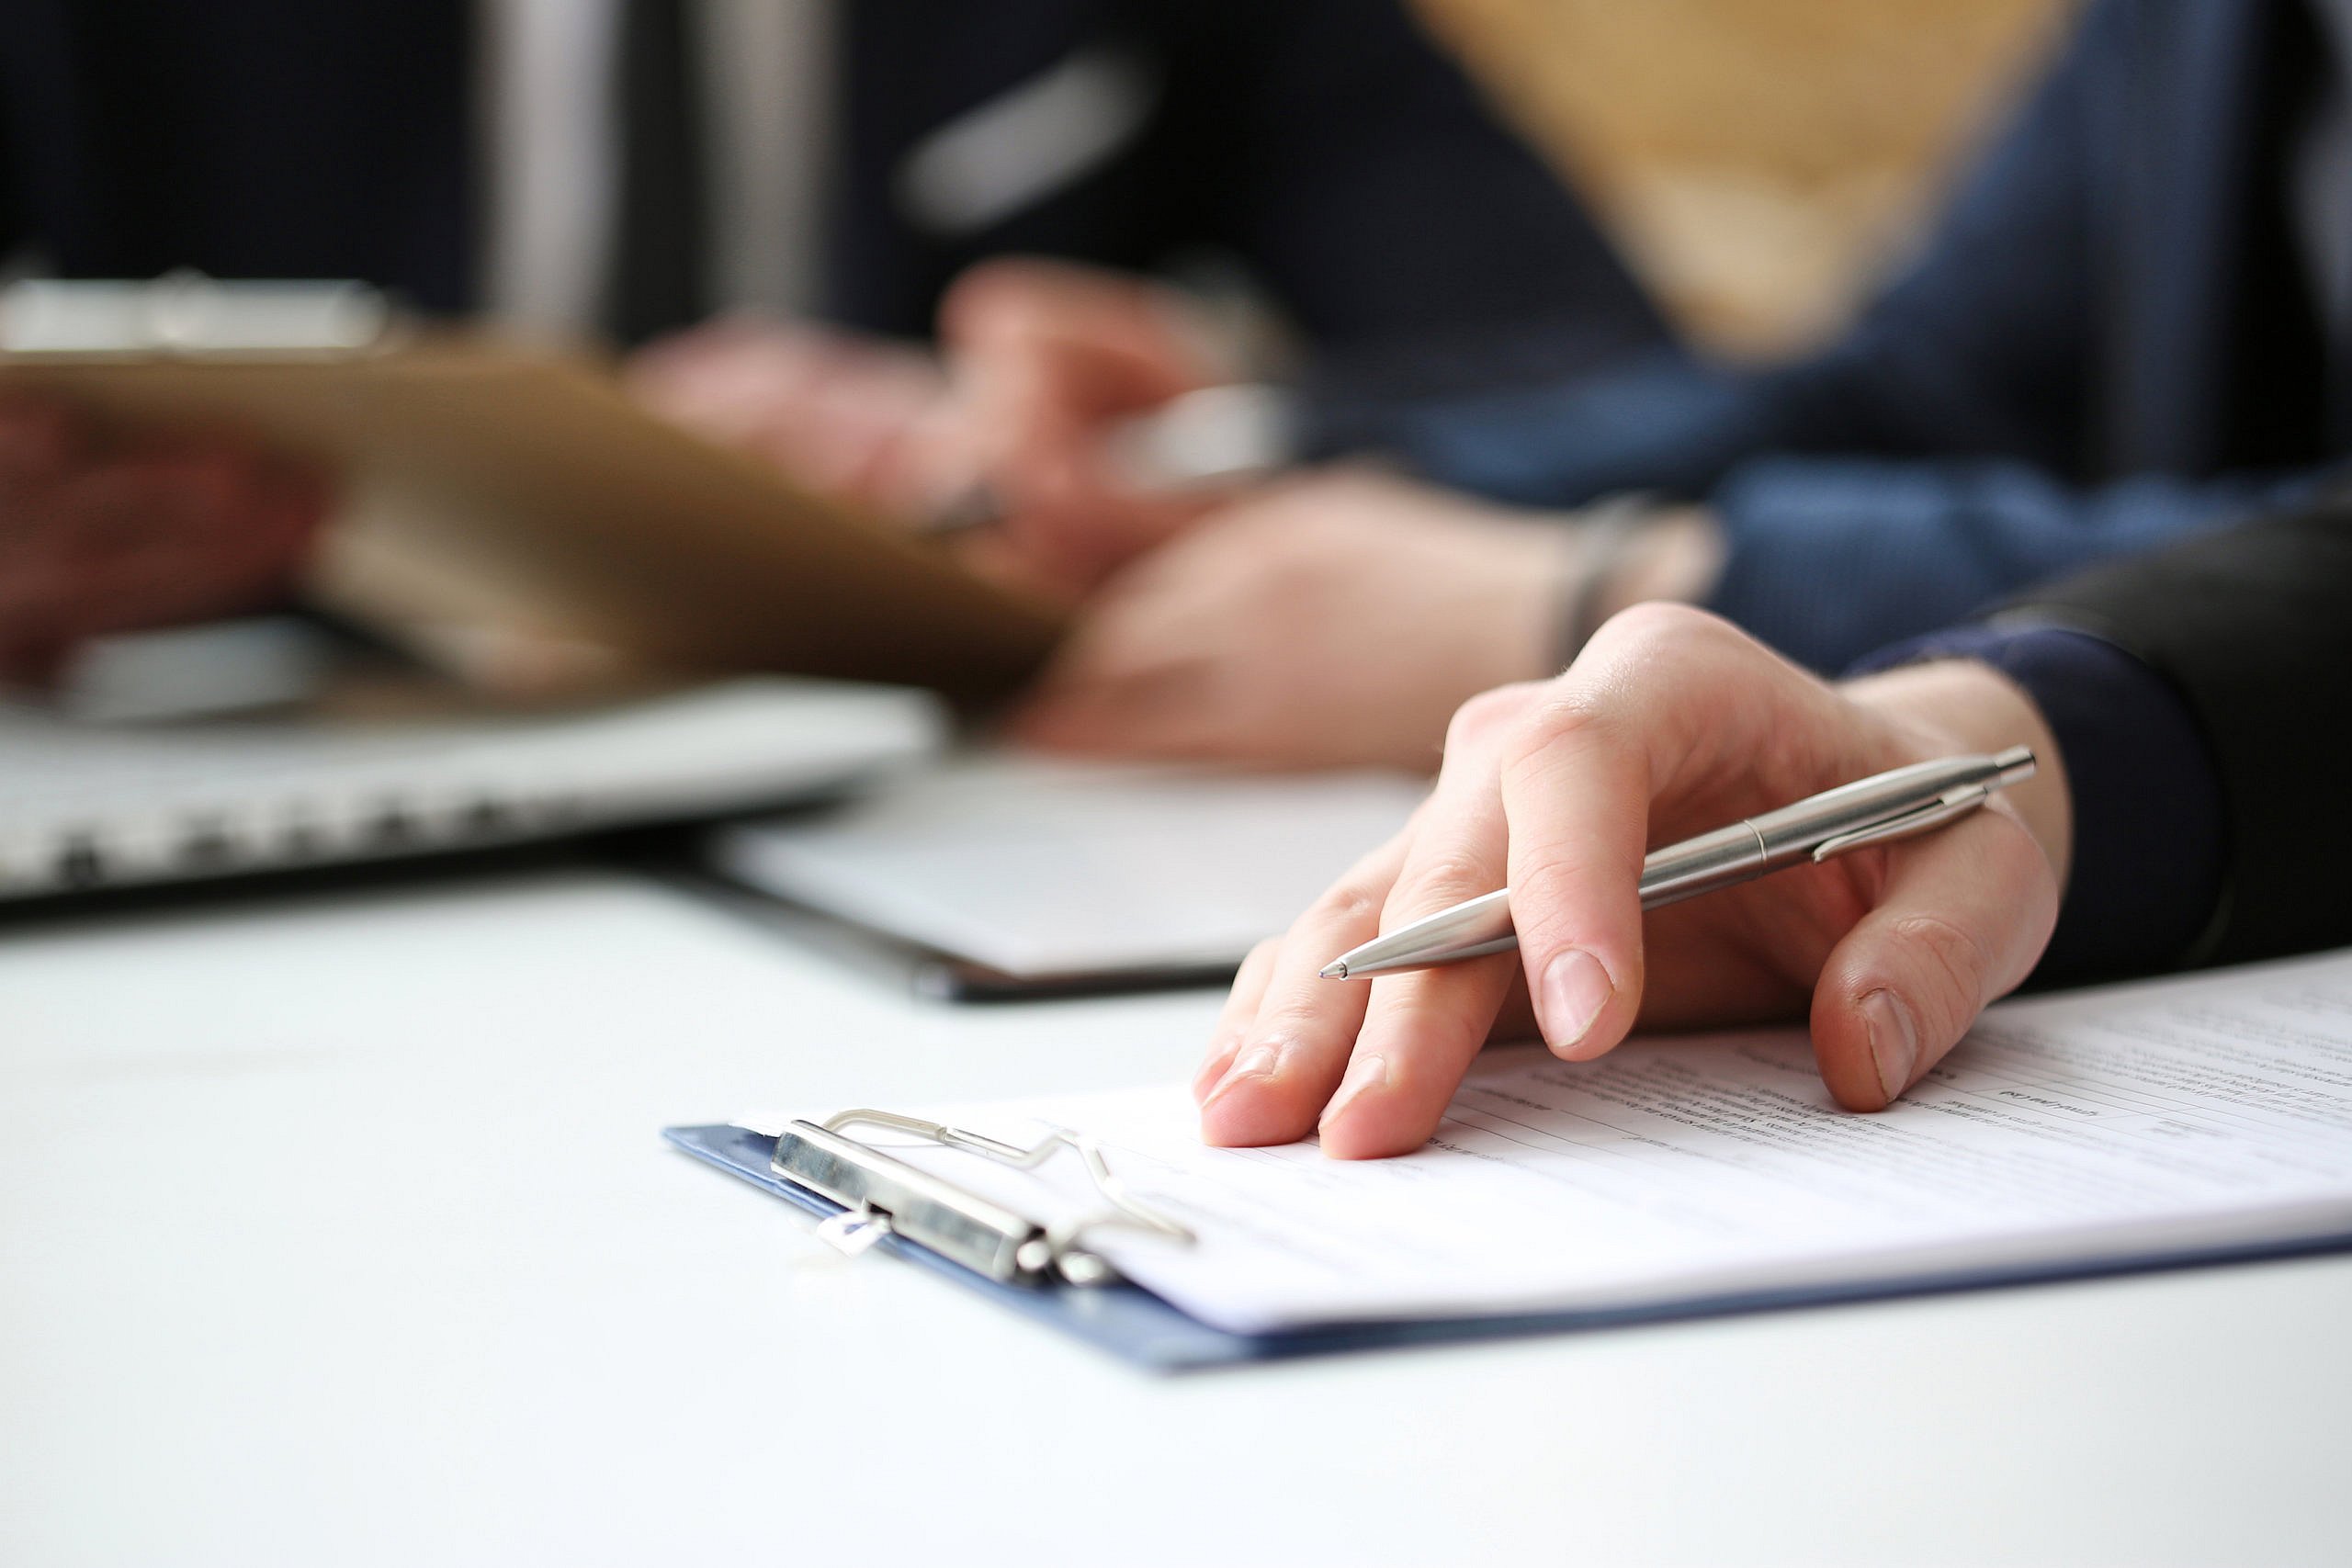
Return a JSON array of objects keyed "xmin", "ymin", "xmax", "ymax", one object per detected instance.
[
  {"xmin": 917, "ymin": 384, "xmax": 1296, "ymax": 535},
  {"xmin": 1320, "ymin": 745, "xmax": 2039, "ymax": 980}
]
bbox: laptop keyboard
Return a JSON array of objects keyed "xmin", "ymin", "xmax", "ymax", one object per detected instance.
[{"xmin": 0, "ymin": 681, "xmax": 943, "ymax": 897}]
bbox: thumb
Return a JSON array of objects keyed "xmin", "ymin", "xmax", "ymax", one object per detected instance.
[{"xmin": 1809, "ymin": 806, "xmax": 2060, "ymax": 1111}]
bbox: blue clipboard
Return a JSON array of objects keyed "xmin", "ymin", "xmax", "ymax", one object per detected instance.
[{"xmin": 666, "ymin": 1122, "xmax": 2352, "ymax": 1372}]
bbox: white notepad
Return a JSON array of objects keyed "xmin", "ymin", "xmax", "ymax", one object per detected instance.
[
  {"xmin": 707, "ymin": 753, "xmax": 1430, "ymax": 976},
  {"xmin": 751, "ymin": 950, "xmax": 2352, "ymax": 1336}
]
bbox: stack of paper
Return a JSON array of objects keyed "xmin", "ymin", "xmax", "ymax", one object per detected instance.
[{"xmin": 754, "ymin": 953, "xmax": 2352, "ymax": 1337}]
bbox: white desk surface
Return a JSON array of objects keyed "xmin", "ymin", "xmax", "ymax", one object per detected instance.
[{"xmin": 4, "ymin": 866, "xmax": 2347, "ymax": 1567}]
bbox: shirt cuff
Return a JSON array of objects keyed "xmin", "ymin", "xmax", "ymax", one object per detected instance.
[{"xmin": 1848, "ymin": 623, "xmax": 2226, "ymax": 985}]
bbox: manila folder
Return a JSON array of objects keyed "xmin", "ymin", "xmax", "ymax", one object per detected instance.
[{"xmin": 0, "ymin": 339, "xmax": 1065, "ymax": 697}]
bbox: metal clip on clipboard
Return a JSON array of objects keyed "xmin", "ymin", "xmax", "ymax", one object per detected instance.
[{"xmin": 772, "ymin": 1110, "xmax": 1194, "ymax": 1287}]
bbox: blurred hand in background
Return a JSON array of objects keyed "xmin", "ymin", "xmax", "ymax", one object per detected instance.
[
  {"xmin": 631, "ymin": 254, "xmax": 1730, "ymax": 776},
  {"xmin": 1008, "ymin": 469, "xmax": 1582, "ymax": 770},
  {"xmin": 628, "ymin": 315, "xmax": 978, "ymax": 526},
  {"xmin": 935, "ymin": 258, "xmax": 1239, "ymax": 595},
  {"xmin": 1009, "ymin": 468, "xmax": 1725, "ymax": 771},
  {"xmin": 632, "ymin": 258, "xmax": 1243, "ymax": 601},
  {"xmin": 0, "ymin": 396, "xmax": 325, "ymax": 684}
]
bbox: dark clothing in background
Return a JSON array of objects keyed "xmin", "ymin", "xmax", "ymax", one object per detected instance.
[
  {"xmin": 0, "ymin": 0, "xmax": 1669, "ymax": 385},
  {"xmin": 0, "ymin": 1, "xmax": 481, "ymax": 312},
  {"xmin": 2008, "ymin": 504, "xmax": 2352, "ymax": 971},
  {"xmin": 1373, "ymin": 0, "xmax": 2352, "ymax": 671},
  {"xmin": 1860, "ymin": 502, "xmax": 2352, "ymax": 989},
  {"xmin": 831, "ymin": 0, "xmax": 1670, "ymax": 396}
]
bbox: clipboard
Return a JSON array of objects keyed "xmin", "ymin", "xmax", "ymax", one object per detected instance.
[
  {"xmin": 0, "ymin": 295, "xmax": 1064, "ymax": 699},
  {"xmin": 664, "ymin": 1115, "xmax": 2352, "ymax": 1373}
]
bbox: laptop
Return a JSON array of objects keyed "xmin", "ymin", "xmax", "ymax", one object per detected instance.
[{"xmin": 0, "ymin": 617, "xmax": 945, "ymax": 902}]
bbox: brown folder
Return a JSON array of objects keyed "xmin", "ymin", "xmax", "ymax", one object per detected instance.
[{"xmin": 0, "ymin": 338, "xmax": 1065, "ymax": 698}]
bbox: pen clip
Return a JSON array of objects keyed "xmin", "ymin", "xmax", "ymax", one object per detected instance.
[{"xmin": 1812, "ymin": 784, "xmax": 1990, "ymax": 862}]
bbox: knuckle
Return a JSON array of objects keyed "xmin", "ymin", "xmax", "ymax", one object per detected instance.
[
  {"xmin": 1581, "ymin": 603, "xmax": 1760, "ymax": 693},
  {"xmin": 1499, "ymin": 685, "xmax": 1614, "ymax": 772},
  {"xmin": 1247, "ymin": 1000, "xmax": 1341, "ymax": 1050},
  {"xmin": 1392, "ymin": 848, "xmax": 1498, "ymax": 910},
  {"xmin": 1232, "ymin": 936, "xmax": 1284, "ymax": 985},
  {"xmin": 1590, "ymin": 599, "xmax": 1727, "ymax": 654},
  {"xmin": 1888, "ymin": 911, "xmax": 1996, "ymax": 1029},
  {"xmin": 1306, "ymin": 878, "xmax": 1385, "ymax": 930},
  {"xmin": 1444, "ymin": 682, "xmax": 1543, "ymax": 754},
  {"xmin": 1502, "ymin": 857, "xmax": 1587, "ymax": 939}
]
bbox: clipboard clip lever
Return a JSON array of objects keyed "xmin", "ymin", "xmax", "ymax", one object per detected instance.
[
  {"xmin": 813, "ymin": 1204, "xmax": 895, "ymax": 1258},
  {"xmin": 774, "ymin": 1109, "xmax": 1194, "ymax": 1288}
]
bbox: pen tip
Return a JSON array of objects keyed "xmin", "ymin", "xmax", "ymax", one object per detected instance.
[{"xmin": 1318, "ymin": 962, "xmax": 1347, "ymax": 980}]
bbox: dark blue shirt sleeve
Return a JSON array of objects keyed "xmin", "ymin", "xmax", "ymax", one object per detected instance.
[
  {"xmin": 1705, "ymin": 460, "xmax": 2332, "ymax": 671},
  {"xmin": 1849, "ymin": 624, "xmax": 2226, "ymax": 986}
]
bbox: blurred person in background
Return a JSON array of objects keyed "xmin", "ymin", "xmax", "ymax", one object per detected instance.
[
  {"xmin": 948, "ymin": 0, "xmax": 2352, "ymax": 770},
  {"xmin": 0, "ymin": 0, "xmax": 1664, "ymax": 681}
]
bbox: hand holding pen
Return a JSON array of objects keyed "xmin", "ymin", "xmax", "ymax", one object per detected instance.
[{"xmin": 1192, "ymin": 605, "xmax": 2075, "ymax": 1159}]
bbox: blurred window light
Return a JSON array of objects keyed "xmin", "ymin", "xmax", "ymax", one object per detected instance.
[
  {"xmin": 0, "ymin": 275, "xmax": 390, "ymax": 355},
  {"xmin": 480, "ymin": 0, "xmax": 624, "ymax": 335},
  {"xmin": 895, "ymin": 46, "xmax": 1159, "ymax": 237}
]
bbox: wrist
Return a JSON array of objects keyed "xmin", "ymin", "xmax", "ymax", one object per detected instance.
[
  {"xmin": 1841, "ymin": 658, "xmax": 2075, "ymax": 890},
  {"xmin": 1594, "ymin": 504, "xmax": 1726, "ymax": 622},
  {"xmin": 1555, "ymin": 502, "xmax": 1727, "ymax": 667}
]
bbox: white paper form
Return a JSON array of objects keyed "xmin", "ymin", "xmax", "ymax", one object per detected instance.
[
  {"xmin": 707, "ymin": 752, "xmax": 1429, "ymax": 976},
  {"xmin": 785, "ymin": 950, "xmax": 2352, "ymax": 1335}
]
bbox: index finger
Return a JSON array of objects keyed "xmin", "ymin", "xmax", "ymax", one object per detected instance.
[
  {"xmin": 1310, "ymin": 686, "xmax": 1539, "ymax": 1156},
  {"xmin": 1495, "ymin": 606, "xmax": 1838, "ymax": 1063},
  {"xmin": 1496, "ymin": 681, "xmax": 1653, "ymax": 1065}
]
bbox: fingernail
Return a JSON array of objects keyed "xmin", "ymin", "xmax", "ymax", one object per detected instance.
[
  {"xmin": 1318, "ymin": 1053, "xmax": 1388, "ymax": 1132},
  {"xmin": 1202, "ymin": 1043, "xmax": 1280, "ymax": 1108},
  {"xmin": 1861, "ymin": 989, "xmax": 1920, "ymax": 1101},
  {"xmin": 1191, "ymin": 1042, "xmax": 1240, "ymax": 1104},
  {"xmin": 1540, "ymin": 948, "xmax": 1613, "ymax": 1052}
]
